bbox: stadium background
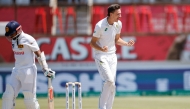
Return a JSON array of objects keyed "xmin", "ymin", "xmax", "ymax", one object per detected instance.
[{"xmin": 0, "ymin": 0, "xmax": 190, "ymax": 108}]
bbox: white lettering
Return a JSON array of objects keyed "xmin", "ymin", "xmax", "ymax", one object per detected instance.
[
  {"xmin": 120, "ymin": 37, "xmax": 137, "ymax": 59},
  {"xmin": 53, "ymin": 73, "xmax": 77, "ymax": 93},
  {"xmin": 51, "ymin": 38, "xmax": 71, "ymax": 60},
  {"xmin": 0, "ymin": 76, "xmax": 2, "ymax": 93},
  {"xmin": 117, "ymin": 72, "xmax": 137, "ymax": 91},
  {"xmin": 37, "ymin": 74, "xmax": 47, "ymax": 93},
  {"xmin": 71, "ymin": 37, "xmax": 88, "ymax": 60},
  {"xmin": 80, "ymin": 73, "xmax": 102, "ymax": 92},
  {"xmin": 37, "ymin": 38, "xmax": 50, "ymax": 47},
  {"xmin": 36, "ymin": 38, "xmax": 51, "ymax": 60},
  {"xmin": 184, "ymin": 71, "xmax": 190, "ymax": 90},
  {"xmin": 156, "ymin": 78, "xmax": 169, "ymax": 92},
  {"xmin": 86, "ymin": 37, "xmax": 95, "ymax": 58}
]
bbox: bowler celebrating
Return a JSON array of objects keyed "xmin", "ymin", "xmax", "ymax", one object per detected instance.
[{"xmin": 90, "ymin": 4, "xmax": 135, "ymax": 109}]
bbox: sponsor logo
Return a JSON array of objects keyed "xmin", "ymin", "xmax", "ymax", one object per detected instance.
[
  {"xmin": 0, "ymin": 69, "xmax": 188, "ymax": 93},
  {"xmin": 49, "ymin": 88, "xmax": 54, "ymax": 100},
  {"xmin": 14, "ymin": 51, "xmax": 24, "ymax": 55},
  {"xmin": 18, "ymin": 44, "xmax": 24, "ymax": 48}
]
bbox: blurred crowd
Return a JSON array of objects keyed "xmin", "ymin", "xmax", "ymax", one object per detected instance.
[
  {"xmin": 0, "ymin": 0, "xmax": 190, "ymax": 36},
  {"xmin": 0, "ymin": 0, "xmax": 190, "ymax": 5}
]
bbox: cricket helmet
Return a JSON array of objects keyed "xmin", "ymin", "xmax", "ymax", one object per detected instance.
[{"xmin": 5, "ymin": 21, "xmax": 22, "ymax": 37}]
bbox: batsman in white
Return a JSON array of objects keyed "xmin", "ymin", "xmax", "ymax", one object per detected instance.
[
  {"xmin": 90, "ymin": 4, "xmax": 135, "ymax": 109},
  {"xmin": 2, "ymin": 20, "xmax": 55, "ymax": 109}
]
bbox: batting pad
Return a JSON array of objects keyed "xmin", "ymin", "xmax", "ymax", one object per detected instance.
[
  {"xmin": 23, "ymin": 91, "xmax": 39, "ymax": 109},
  {"xmin": 2, "ymin": 84, "xmax": 15, "ymax": 109}
]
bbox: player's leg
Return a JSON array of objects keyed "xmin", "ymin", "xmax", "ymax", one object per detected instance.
[
  {"xmin": 94, "ymin": 54, "xmax": 115, "ymax": 109},
  {"xmin": 2, "ymin": 68, "xmax": 21, "ymax": 109},
  {"xmin": 106, "ymin": 85, "xmax": 116, "ymax": 109},
  {"xmin": 109, "ymin": 54, "xmax": 117, "ymax": 82},
  {"xmin": 18, "ymin": 65, "xmax": 39, "ymax": 109},
  {"xmin": 22, "ymin": 91, "xmax": 39, "ymax": 109},
  {"xmin": 2, "ymin": 84, "xmax": 15, "ymax": 109},
  {"xmin": 99, "ymin": 81, "xmax": 115, "ymax": 109},
  {"xmin": 106, "ymin": 54, "xmax": 117, "ymax": 109}
]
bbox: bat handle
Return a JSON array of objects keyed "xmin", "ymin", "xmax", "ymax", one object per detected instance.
[{"xmin": 48, "ymin": 78, "xmax": 52, "ymax": 88}]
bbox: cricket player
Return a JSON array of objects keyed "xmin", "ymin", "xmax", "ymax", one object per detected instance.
[
  {"xmin": 90, "ymin": 4, "xmax": 135, "ymax": 109},
  {"xmin": 2, "ymin": 21, "xmax": 55, "ymax": 109}
]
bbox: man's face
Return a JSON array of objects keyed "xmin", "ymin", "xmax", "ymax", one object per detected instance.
[
  {"xmin": 6, "ymin": 32, "xmax": 17, "ymax": 42},
  {"xmin": 110, "ymin": 9, "xmax": 121, "ymax": 22},
  {"xmin": 9, "ymin": 32, "xmax": 17, "ymax": 39}
]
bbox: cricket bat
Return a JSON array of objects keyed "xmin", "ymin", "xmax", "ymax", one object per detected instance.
[{"xmin": 48, "ymin": 78, "xmax": 54, "ymax": 109}]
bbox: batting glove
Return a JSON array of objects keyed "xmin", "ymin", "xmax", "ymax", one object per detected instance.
[{"xmin": 43, "ymin": 68, "xmax": 55, "ymax": 79}]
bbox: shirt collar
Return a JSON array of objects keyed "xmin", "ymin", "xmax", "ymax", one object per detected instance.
[
  {"xmin": 105, "ymin": 17, "xmax": 117, "ymax": 28},
  {"xmin": 105, "ymin": 17, "xmax": 112, "ymax": 27}
]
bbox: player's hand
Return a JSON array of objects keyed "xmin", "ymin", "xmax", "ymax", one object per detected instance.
[
  {"xmin": 102, "ymin": 46, "xmax": 108, "ymax": 52},
  {"xmin": 127, "ymin": 39, "xmax": 135, "ymax": 46},
  {"xmin": 43, "ymin": 68, "xmax": 55, "ymax": 79}
]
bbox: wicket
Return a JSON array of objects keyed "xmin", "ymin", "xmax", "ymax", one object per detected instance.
[{"xmin": 65, "ymin": 82, "xmax": 82, "ymax": 109}]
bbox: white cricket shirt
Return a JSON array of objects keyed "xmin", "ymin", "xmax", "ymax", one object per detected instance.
[
  {"xmin": 92, "ymin": 17, "xmax": 122, "ymax": 54},
  {"xmin": 12, "ymin": 32, "xmax": 39, "ymax": 69}
]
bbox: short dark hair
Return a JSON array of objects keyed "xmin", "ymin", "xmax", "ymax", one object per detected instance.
[{"xmin": 107, "ymin": 4, "xmax": 120, "ymax": 16}]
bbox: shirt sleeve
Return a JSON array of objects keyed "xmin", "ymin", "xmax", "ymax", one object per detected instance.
[
  {"xmin": 117, "ymin": 20, "xmax": 122, "ymax": 34},
  {"xmin": 92, "ymin": 24, "xmax": 101, "ymax": 38},
  {"xmin": 27, "ymin": 36, "xmax": 40, "ymax": 52}
]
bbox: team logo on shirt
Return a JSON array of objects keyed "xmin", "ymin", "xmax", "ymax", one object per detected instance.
[
  {"xmin": 105, "ymin": 28, "xmax": 108, "ymax": 31},
  {"xmin": 18, "ymin": 44, "xmax": 24, "ymax": 48},
  {"xmin": 12, "ymin": 44, "xmax": 14, "ymax": 48},
  {"xmin": 116, "ymin": 24, "xmax": 118, "ymax": 28}
]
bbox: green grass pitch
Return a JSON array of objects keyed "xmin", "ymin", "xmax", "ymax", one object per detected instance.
[{"xmin": 0, "ymin": 96, "xmax": 189, "ymax": 109}]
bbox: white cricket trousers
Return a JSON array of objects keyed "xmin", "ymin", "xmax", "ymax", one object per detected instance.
[
  {"xmin": 94, "ymin": 53, "xmax": 117, "ymax": 109},
  {"xmin": 8, "ymin": 65, "xmax": 37, "ymax": 98}
]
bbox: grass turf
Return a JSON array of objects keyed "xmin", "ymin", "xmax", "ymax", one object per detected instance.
[{"xmin": 0, "ymin": 96, "xmax": 189, "ymax": 109}]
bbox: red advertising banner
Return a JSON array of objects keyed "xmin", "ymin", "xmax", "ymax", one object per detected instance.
[{"xmin": 0, "ymin": 36, "xmax": 176, "ymax": 63}]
